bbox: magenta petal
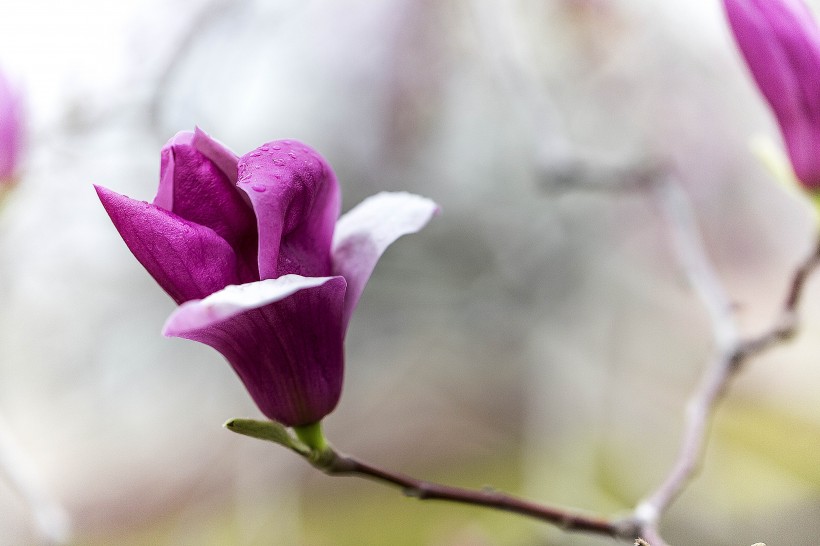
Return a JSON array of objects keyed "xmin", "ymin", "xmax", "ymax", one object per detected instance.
[
  {"xmin": 155, "ymin": 130, "xmax": 257, "ymax": 275},
  {"xmin": 332, "ymin": 192, "xmax": 439, "ymax": 327},
  {"xmin": 164, "ymin": 276, "xmax": 347, "ymax": 427},
  {"xmin": 724, "ymin": 0, "xmax": 820, "ymax": 187},
  {"xmin": 236, "ymin": 141, "xmax": 340, "ymax": 279},
  {"xmin": 96, "ymin": 185, "xmax": 246, "ymax": 304}
]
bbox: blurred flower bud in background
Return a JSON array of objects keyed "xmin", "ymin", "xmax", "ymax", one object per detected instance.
[
  {"xmin": 724, "ymin": 0, "xmax": 820, "ymax": 190},
  {"xmin": 0, "ymin": 65, "xmax": 24, "ymax": 190}
]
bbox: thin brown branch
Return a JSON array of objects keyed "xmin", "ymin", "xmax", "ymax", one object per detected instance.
[
  {"xmin": 314, "ymin": 449, "xmax": 640, "ymax": 540},
  {"xmin": 228, "ymin": 169, "xmax": 817, "ymax": 545},
  {"xmin": 633, "ymin": 175, "xmax": 820, "ymax": 541},
  {"xmin": 300, "ymin": 177, "xmax": 819, "ymax": 545},
  {"xmin": 308, "ymin": 178, "xmax": 820, "ymax": 545},
  {"xmin": 784, "ymin": 237, "xmax": 820, "ymax": 310},
  {"xmin": 734, "ymin": 236, "xmax": 820, "ymax": 361}
]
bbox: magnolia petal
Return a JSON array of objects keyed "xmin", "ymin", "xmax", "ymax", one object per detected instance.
[
  {"xmin": 164, "ymin": 275, "xmax": 347, "ymax": 427},
  {"xmin": 236, "ymin": 140, "xmax": 340, "ymax": 279},
  {"xmin": 193, "ymin": 126, "xmax": 239, "ymax": 184},
  {"xmin": 163, "ymin": 274, "xmax": 339, "ymax": 335},
  {"xmin": 156, "ymin": 130, "xmax": 239, "ymax": 210},
  {"xmin": 724, "ymin": 0, "xmax": 820, "ymax": 187},
  {"xmin": 331, "ymin": 191, "xmax": 439, "ymax": 326},
  {"xmin": 153, "ymin": 134, "xmax": 178, "ymax": 211},
  {"xmin": 96, "ymin": 185, "xmax": 246, "ymax": 304},
  {"xmin": 154, "ymin": 130, "xmax": 257, "ymax": 272}
]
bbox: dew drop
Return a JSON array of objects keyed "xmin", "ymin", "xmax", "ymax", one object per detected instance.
[
  {"xmin": 272, "ymin": 145, "xmax": 282, "ymax": 150},
  {"xmin": 251, "ymin": 184, "xmax": 266, "ymax": 192},
  {"xmin": 272, "ymin": 158, "xmax": 286, "ymax": 166}
]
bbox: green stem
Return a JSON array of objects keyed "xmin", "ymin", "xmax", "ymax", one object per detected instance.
[{"xmin": 293, "ymin": 421, "xmax": 328, "ymax": 454}]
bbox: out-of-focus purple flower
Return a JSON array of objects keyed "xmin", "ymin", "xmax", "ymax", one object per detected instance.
[
  {"xmin": 724, "ymin": 0, "xmax": 820, "ymax": 189},
  {"xmin": 0, "ymin": 67, "xmax": 24, "ymax": 185},
  {"xmin": 96, "ymin": 128, "xmax": 438, "ymax": 426}
]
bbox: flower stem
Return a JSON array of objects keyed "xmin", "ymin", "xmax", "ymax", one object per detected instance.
[
  {"xmin": 293, "ymin": 422, "xmax": 327, "ymax": 452},
  {"xmin": 293, "ymin": 422, "xmax": 330, "ymax": 460},
  {"xmin": 314, "ymin": 446, "xmax": 639, "ymax": 540}
]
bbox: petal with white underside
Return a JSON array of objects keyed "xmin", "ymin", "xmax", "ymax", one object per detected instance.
[
  {"xmin": 331, "ymin": 191, "xmax": 439, "ymax": 327},
  {"xmin": 163, "ymin": 275, "xmax": 347, "ymax": 427},
  {"xmin": 163, "ymin": 274, "xmax": 340, "ymax": 336},
  {"xmin": 192, "ymin": 126, "xmax": 239, "ymax": 183}
]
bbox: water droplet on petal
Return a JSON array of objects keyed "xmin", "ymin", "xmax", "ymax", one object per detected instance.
[
  {"xmin": 251, "ymin": 184, "xmax": 266, "ymax": 192},
  {"xmin": 272, "ymin": 158, "xmax": 286, "ymax": 166},
  {"xmin": 272, "ymin": 145, "xmax": 281, "ymax": 150}
]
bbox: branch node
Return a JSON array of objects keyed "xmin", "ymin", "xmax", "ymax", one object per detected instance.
[{"xmin": 402, "ymin": 486, "xmax": 422, "ymax": 498}]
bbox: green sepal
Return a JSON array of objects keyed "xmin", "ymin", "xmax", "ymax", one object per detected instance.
[
  {"xmin": 293, "ymin": 421, "xmax": 335, "ymax": 469},
  {"xmin": 223, "ymin": 418, "xmax": 310, "ymax": 456},
  {"xmin": 810, "ymin": 192, "xmax": 820, "ymax": 226},
  {"xmin": 0, "ymin": 183, "xmax": 15, "ymax": 209}
]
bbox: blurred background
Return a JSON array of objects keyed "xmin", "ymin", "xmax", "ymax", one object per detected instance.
[{"xmin": 1, "ymin": 0, "xmax": 820, "ymax": 544}]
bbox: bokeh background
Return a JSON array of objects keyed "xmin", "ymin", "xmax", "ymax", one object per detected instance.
[{"xmin": 1, "ymin": 0, "xmax": 820, "ymax": 544}]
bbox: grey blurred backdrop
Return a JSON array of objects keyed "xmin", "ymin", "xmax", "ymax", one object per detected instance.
[{"xmin": 1, "ymin": 0, "xmax": 820, "ymax": 544}]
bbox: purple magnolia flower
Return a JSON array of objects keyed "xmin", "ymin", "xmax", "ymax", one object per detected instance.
[
  {"xmin": 96, "ymin": 128, "xmax": 438, "ymax": 426},
  {"xmin": 724, "ymin": 0, "xmax": 820, "ymax": 188},
  {"xmin": 0, "ymin": 67, "xmax": 24, "ymax": 185}
]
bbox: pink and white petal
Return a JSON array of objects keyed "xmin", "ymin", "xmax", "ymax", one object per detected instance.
[
  {"xmin": 163, "ymin": 275, "xmax": 348, "ymax": 426},
  {"xmin": 331, "ymin": 191, "xmax": 439, "ymax": 326},
  {"xmin": 96, "ymin": 185, "xmax": 248, "ymax": 304},
  {"xmin": 163, "ymin": 274, "xmax": 342, "ymax": 336},
  {"xmin": 192, "ymin": 126, "xmax": 239, "ymax": 184},
  {"xmin": 154, "ymin": 131, "xmax": 193, "ymax": 211}
]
